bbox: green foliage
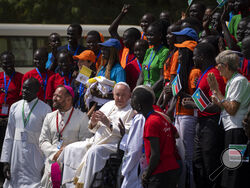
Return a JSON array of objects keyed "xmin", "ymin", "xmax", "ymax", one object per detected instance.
[{"xmin": 0, "ymin": 0, "xmax": 218, "ymax": 24}]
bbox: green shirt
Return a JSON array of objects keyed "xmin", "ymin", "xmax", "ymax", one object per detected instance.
[
  {"xmin": 142, "ymin": 46, "xmax": 169, "ymax": 96},
  {"xmin": 228, "ymin": 14, "xmax": 241, "ymax": 40}
]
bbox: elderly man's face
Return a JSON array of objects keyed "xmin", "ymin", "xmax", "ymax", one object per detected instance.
[{"xmin": 113, "ymin": 84, "xmax": 131, "ymax": 109}]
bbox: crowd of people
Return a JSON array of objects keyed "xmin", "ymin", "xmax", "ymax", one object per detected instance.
[{"xmin": 0, "ymin": 0, "xmax": 250, "ymax": 188}]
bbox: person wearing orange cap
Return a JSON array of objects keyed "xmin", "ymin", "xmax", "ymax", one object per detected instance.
[{"xmin": 72, "ymin": 50, "xmax": 96, "ymax": 112}]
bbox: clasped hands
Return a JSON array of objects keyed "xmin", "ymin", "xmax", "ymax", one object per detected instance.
[{"xmin": 90, "ymin": 111, "xmax": 125, "ymax": 136}]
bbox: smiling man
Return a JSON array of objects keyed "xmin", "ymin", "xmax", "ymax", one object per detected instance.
[
  {"xmin": 39, "ymin": 85, "xmax": 91, "ymax": 187},
  {"xmin": 0, "ymin": 78, "xmax": 51, "ymax": 188}
]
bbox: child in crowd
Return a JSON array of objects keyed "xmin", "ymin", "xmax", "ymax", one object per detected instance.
[
  {"xmin": 125, "ymin": 39, "xmax": 149, "ymax": 90},
  {"xmin": 71, "ymin": 50, "xmax": 96, "ymax": 112}
]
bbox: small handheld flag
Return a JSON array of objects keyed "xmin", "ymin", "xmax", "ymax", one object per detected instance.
[
  {"xmin": 217, "ymin": 0, "xmax": 228, "ymax": 8},
  {"xmin": 188, "ymin": 0, "xmax": 193, "ymax": 6},
  {"xmin": 172, "ymin": 74, "xmax": 182, "ymax": 96},
  {"xmin": 192, "ymin": 88, "xmax": 211, "ymax": 111}
]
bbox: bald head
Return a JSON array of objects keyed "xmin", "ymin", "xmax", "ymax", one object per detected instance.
[
  {"xmin": 22, "ymin": 78, "xmax": 40, "ymax": 102},
  {"xmin": 131, "ymin": 85, "xmax": 155, "ymax": 114},
  {"xmin": 113, "ymin": 82, "xmax": 131, "ymax": 109}
]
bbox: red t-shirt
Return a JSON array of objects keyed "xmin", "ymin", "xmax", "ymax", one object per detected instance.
[
  {"xmin": 21, "ymin": 69, "xmax": 54, "ymax": 101},
  {"xmin": 125, "ymin": 58, "xmax": 142, "ymax": 90},
  {"xmin": 45, "ymin": 73, "xmax": 73, "ymax": 100},
  {"xmin": 0, "ymin": 71, "xmax": 23, "ymax": 117},
  {"xmin": 144, "ymin": 112, "xmax": 179, "ymax": 175},
  {"xmin": 197, "ymin": 67, "xmax": 226, "ymax": 117},
  {"xmin": 239, "ymin": 58, "xmax": 250, "ymax": 81}
]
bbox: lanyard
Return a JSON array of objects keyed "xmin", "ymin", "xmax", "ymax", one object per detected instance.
[
  {"xmin": 225, "ymin": 72, "xmax": 238, "ymax": 97},
  {"xmin": 137, "ymin": 59, "xmax": 142, "ymax": 72},
  {"xmin": 56, "ymin": 107, "xmax": 74, "ymax": 140},
  {"xmin": 177, "ymin": 63, "xmax": 181, "ymax": 74},
  {"xmin": 62, "ymin": 73, "xmax": 71, "ymax": 86},
  {"xmin": 3, "ymin": 72, "xmax": 14, "ymax": 104},
  {"xmin": 146, "ymin": 45, "xmax": 163, "ymax": 79},
  {"xmin": 36, "ymin": 68, "xmax": 48, "ymax": 99},
  {"xmin": 68, "ymin": 44, "xmax": 80, "ymax": 56},
  {"xmin": 77, "ymin": 83, "xmax": 85, "ymax": 108},
  {"xmin": 22, "ymin": 99, "xmax": 39, "ymax": 128},
  {"xmin": 166, "ymin": 49, "xmax": 176, "ymax": 64},
  {"xmin": 146, "ymin": 110, "xmax": 155, "ymax": 119},
  {"xmin": 141, "ymin": 32, "xmax": 144, "ymax": 39},
  {"xmin": 126, "ymin": 53, "xmax": 136, "ymax": 65},
  {"xmin": 196, "ymin": 66, "xmax": 213, "ymax": 90},
  {"xmin": 95, "ymin": 50, "xmax": 101, "ymax": 64}
]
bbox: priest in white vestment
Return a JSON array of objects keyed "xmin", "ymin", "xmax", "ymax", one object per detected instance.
[
  {"xmin": 121, "ymin": 113, "xmax": 145, "ymax": 188},
  {"xmin": 39, "ymin": 85, "xmax": 92, "ymax": 188},
  {"xmin": 0, "ymin": 78, "xmax": 51, "ymax": 188},
  {"xmin": 58, "ymin": 82, "xmax": 134, "ymax": 188}
]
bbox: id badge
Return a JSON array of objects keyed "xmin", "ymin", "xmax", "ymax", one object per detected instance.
[
  {"xmin": 57, "ymin": 140, "xmax": 63, "ymax": 149},
  {"xmin": 145, "ymin": 82, "xmax": 151, "ymax": 87},
  {"xmin": 21, "ymin": 132, "xmax": 28, "ymax": 141},
  {"xmin": 1, "ymin": 104, "xmax": 9, "ymax": 115}
]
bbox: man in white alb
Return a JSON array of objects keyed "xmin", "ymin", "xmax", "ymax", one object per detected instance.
[
  {"xmin": 58, "ymin": 82, "xmax": 134, "ymax": 188},
  {"xmin": 0, "ymin": 78, "xmax": 51, "ymax": 188},
  {"xmin": 39, "ymin": 85, "xmax": 92, "ymax": 187}
]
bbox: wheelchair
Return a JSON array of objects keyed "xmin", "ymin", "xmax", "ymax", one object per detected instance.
[{"xmin": 90, "ymin": 143, "xmax": 124, "ymax": 188}]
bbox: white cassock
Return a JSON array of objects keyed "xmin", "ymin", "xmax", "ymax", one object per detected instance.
[
  {"xmin": 58, "ymin": 100, "xmax": 134, "ymax": 188},
  {"xmin": 39, "ymin": 107, "xmax": 92, "ymax": 188},
  {"xmin": 121, "ymin": 114, "xmax": 145, "ymax": 188},
  {"xmin": 0, "ymin": 98, "xmax": 51, "ymax": 188}
]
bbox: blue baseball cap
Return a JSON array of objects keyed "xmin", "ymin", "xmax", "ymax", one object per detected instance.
[
  {"xmin": 98, "ymin": 38, "xmax": 121, "ymax": 50},
  {"xmin": 172, "ymin": 27, "xmax": 198, "ymax": 42}
]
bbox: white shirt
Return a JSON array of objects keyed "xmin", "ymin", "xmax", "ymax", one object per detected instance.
[
  {"xmin": 1, "ymin": 98, "xmax": 51, "ymax": 188},
  {"xmin": 222, "ymin": 74, "xmax": 250, "ymax": 131}
]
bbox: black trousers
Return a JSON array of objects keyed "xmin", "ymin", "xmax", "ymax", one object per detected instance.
[
  {"xmin": 146, "ymin": 168, "xmax": 181, "ymax": 188},
  {"xmin": 193, "ymin": 115, "xmax": 225, "ymax": 188},
  {"xmin": 221, "ymin": 128, "xmax": 249, "ymax": 188}
]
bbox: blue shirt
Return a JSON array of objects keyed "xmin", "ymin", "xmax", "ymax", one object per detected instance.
[{"xmin": 97, "ymin": 63, "xmax": 126, "ymax": 83}]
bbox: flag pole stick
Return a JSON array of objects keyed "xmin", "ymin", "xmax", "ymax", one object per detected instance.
[{"xmin": 185, "ymin": 0, "xmax": 194, "ymax": 16}]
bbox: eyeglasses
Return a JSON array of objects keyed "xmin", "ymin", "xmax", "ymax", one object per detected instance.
[{"xmin": 216, "ymin": 62, "xmax": 226, "ymax": 66}]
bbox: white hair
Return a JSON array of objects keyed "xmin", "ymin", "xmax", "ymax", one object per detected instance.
[{"xmin": 114, "ymin": 82, "xmax": 131, "ymax": 91}]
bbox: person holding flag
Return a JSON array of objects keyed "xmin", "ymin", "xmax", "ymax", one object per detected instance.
[
  {"xmin": 207, "ymin": 50, "xmax": 250, "ymax": 188},
  {"xmin": 182, "ymin": 42, "xmax": 225, "ymax": 188}
]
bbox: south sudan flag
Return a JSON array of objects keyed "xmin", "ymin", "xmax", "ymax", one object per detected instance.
[
  {"xmin": 192, "ymin": 88, "xmax": 211, "ymax": 112},
  {"xmin": 172, "ymin": 74, "xmax": 182, "ymax": 96}
]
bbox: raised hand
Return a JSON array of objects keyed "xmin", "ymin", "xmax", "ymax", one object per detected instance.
[
  {"xmin": 121, "ymin": 4, "xmax": 131, "ymax": 15},
  {"xmin": 207, "ymin": 72, "xmax": 219, "ymax": 92}
]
